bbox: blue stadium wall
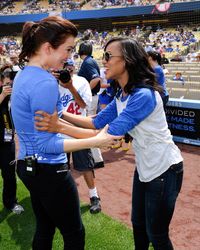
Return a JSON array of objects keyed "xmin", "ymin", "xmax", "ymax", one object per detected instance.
[{"xmin": 0, "ymin": 1, "xmax": 200, "ymax": 34}]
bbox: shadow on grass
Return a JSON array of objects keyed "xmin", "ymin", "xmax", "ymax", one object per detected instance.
[
  {"xmin": 0, "ymin": 207, "xmax": 10, "ymax": 243},
  {"xmin": 80, "ymin": 203, "xmax": 90, "ymax": 215},
  {"xmin": 5, "ymin": 196, "xmax": 34, "ymax": 250},
  {"xmin": 0, "ymin": 207, "xmax": 10, "ymax": 223}
]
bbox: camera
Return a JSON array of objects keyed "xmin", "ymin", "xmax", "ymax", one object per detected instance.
[
  {"xmin": 5, "ymin": 82, "xmax": 12, "ymax": 87},
  {"xmin": 55, "ymin": 69, "xmax": 71, "ymax": 84}
]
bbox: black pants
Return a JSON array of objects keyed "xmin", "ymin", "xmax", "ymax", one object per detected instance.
[
  {"xmin": 17, "ymin": 161, "xmax": 85, "ymax": 250},
  {"xmin": 0, "ymin": 142, "xmax": 17, "ymax": 209}
]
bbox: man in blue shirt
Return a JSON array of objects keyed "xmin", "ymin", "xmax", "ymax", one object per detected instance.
[{"xmin": 78, "ymin": 41, "xmax": 104, "ymax": 169}]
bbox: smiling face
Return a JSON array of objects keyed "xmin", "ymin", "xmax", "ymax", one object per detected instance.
[
  {"xmin": 102, "ymin": 41, "xmax": 128, "ymax": 88},
  {"xmin": 48, "ymin": 35, "xmax": 76, "ymax": 70}
]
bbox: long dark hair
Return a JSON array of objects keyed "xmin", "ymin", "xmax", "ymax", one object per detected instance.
[
  {"xmin": 104, "ymin": 37, "xmax": 162, "ymax": 95},
  {"xmin": 19, "ymin": 16, "xmax": 78, "ymax": 67}
]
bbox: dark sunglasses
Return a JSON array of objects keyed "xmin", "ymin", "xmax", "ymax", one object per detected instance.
[{"xmin": 102, "ymin": 52, "xmax": 122, "ymax": 62}]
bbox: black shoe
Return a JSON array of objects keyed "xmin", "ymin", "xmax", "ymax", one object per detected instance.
[
  {"xmin": 93, "ymin": 161, "xmax": 104, "ymax": 169},
  {"xmin": 90, "ymin": 196, "xmax": 101, "ymax": 214}
]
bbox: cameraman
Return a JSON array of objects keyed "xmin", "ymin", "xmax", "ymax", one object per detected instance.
[
  {"xmin": 58, "ymin": 59, "xmax": 101, "ymax": 214},
  {"xmin": 0, "ymin": 66, "xmax": 24, "ymax": 214}
]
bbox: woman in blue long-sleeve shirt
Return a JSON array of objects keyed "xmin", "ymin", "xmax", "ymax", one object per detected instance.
[
  {"xmin": 35, "ymin": 38, "xmax": 183, "ymax": 250},
  {"xmin": 11, "ymin": 16, "xmax": 119, "ymax": 250},
  {"xmin": 147, "ymin": 50, "xmax": 169, "ymax": 108}
]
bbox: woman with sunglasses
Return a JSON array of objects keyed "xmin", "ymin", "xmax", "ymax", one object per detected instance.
[
  {"xmin": 11, "ymin": 17, "xmax": 120, "ymax": 250},
  {"xmin": 35, "ymin": 37, "xmax": 183, "ymax": 250}
]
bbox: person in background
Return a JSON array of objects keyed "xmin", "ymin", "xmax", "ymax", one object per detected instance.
[
  {"xmin": 98, "ymin": 79, "xmax": 115, "ymax": 111},
  {"xmin": 148, "ymin": 50, "xmax": 169, "ymax": 108},
  {"xmin": 161, "ymin": 53, "xmax": 169, "ymax": 64},
  {"xmin": 11, "ymin": 16, "xmax": 120, "ymax": 250},
  {"xmin": 35, "ymin": 37, "xmax": 183, "ymax": 250},
  {"xmin": 10, "ymin": 54, "xmax": 19, "ymax": 67},
  {"xmin": 0, "ymin": 65, "xmax": 24, "ymax": 214},
  {"xmin": 173, "ymin": 72, "xmax": 185, "ymax": 84},
  {"xmin": 162, "ymin": 65, "xmax": 169, "ymax": 75},
  {"xmin": 170, "ymin": 53, "xmax": 183, "ymax": 62},
  {"xmin": 78, "ymin": 41, "xmax": 104, "ymax": 169},
  {"xmin": 58, "ymin": 58, "xmax": 101, "ymax": 213}
]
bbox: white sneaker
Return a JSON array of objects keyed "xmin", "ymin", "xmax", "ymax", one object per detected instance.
[{"xmin": 11, "ymin": 204, "xmax": 24, "ymax": 215}]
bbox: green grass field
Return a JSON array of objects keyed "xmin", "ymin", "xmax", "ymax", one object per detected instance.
[{"xmin": 0, "ymin": 177, "xmax": 135, "ymax": 250}]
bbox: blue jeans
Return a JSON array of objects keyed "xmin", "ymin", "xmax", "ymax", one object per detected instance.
[{"xmin": 132, "ymin": 162, "xmax": 183, "ymax": 250}]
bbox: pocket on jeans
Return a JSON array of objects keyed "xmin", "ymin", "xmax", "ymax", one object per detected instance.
[
  {"xmin": 147, "ymin": 176, "xmax": 165, "ymax": 199},
  {"xmin": 170, "ymin": 162, "xmax": 183, "ymax": 174}
]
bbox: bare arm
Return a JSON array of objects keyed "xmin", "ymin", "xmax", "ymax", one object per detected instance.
[
  {"xmin": 90, "ymin": 77, "xmax": 101, "ymax": 90},
  {"xmin": 100, "ymin": 83, "xmax": 110, "ymax": 89},
  {"xmin": 62, "ymin": 110, "xmax": 95, "ymax": 129},
  {"xmin": 68, "ymin": 85, "xmax": 86, "ymax": 108},
  {"xmin": 55, "ymin": 118, "xmax": 98, "ymax": 138},
  {"xmin": 62, "ymin": 125, "xmax": 122, "ymax": 152},
  {"xmin": 60, "ymin": 80, "xmax": 86, "ymax": 109}
]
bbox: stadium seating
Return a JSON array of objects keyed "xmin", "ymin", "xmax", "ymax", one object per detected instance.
[
  {"xmin": 185, "ymin": 89, "xmax": 200, "ymax": 100},
  {"xmin": 170, "ymin": 88, "xmax": 188, "ymax": 99}
]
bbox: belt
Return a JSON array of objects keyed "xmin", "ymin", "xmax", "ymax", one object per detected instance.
[{"xmin": 17, "ymin": 160, "xmax": 69, "ymax": 173}]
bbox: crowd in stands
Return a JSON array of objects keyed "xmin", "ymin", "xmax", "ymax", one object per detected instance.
[
  {"xmin": 0, "ymin": 1, "xmax": 13, "ymax": 10},
  {"xmin": 0, "ymin": 0, "xmax": 15, "ymax": 15},
  {"xmin": 83, "ymin": 0, "xmax": 158, "ymax": 10},
  {"xmin": 0, "ymin": 0, "xmax": 81, "ymax": 15},
  {"xmin": 0, "ymin": 37, "xmax": 21, "ymax": 65},
  {"xmin": 76, "ymin": 25, "xmax": 200, "ymax": 63},
  {"xmin": 0, "ymin": 25, "xmax": 200, "ymax": 66},
  {"xmin": 0, "ymin": 0, "xmax": 198, "ymax": 15}
]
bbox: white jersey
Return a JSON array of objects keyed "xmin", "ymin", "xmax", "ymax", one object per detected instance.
[
  {"xmin": 59, "ymin": 74, "xmax": 92, "ymax": 117},
  {"xmin": 116, "ymin": 91, "xmax": 183, "ymax": 182},
  {"xmin": 98, "ymin": 67, "xmax": 107, "ymax": 95}
]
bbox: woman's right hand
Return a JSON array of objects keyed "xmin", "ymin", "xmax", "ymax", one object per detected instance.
[
  {"xmin": 94, "ymin": 125, "xmax": 123, "ymax": 149},
  {"xmin": 2, "ymin": 85, "xmax": 12, "ymax": 97}
]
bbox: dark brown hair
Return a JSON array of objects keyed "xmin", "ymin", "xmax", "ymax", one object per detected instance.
[
  {"xmin": 19, "ymin": 16, "xmax": 78, "ymax": 66},
  {"xmin": 147, "ymin": 50, "xmax": 162, "ymax": 66},
  {"xmin": 104, "ymin": 37, "xmax": 162, "ymax": 95}
]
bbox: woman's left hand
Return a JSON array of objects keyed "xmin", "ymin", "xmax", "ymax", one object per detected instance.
[{"xmin": 35, "ymin": 110, "xmax": 60, "ymax": 133}]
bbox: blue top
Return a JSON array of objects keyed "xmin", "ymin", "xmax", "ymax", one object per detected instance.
[
  {"xmin": 93, "ymin": 88, "xmax": 156, "ymax": 135},
  {"xmin": 173, "ymin": 76, "xmax": 184, "ymax": 82},
  {"xmin": 11, "ymin": 66, "xmax": 67, "ymax": 164},
  {"xmin": 154, "ymin": 65, "xmax": 168, "ymax": 97},
  {"xmin": 78, "ymin": 56, "xmax": 100, "ymax": 95}
]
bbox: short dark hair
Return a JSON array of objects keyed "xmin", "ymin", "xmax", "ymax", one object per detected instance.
[
  {"xmin": 19, "ymin": 16, "xmax": 78, "ymax": 66},
  {"xmin": 78, "ymin": 41, "xmax": 93, "ymax": 56},
  {"xmin": 0, "ymin": 67, "xmax": 17, "ymax": 81},
  {"xmin": 147, "ymin": 51, "xmax": 162, "ymax": 65}
]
